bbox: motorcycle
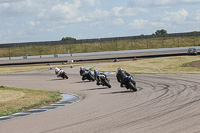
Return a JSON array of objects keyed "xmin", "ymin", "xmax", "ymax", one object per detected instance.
[
  {"xmin": 60, "ymin": 71, "xmax": 69, "ymax": 79},
  {"xmin": 97, "ymin": 74, "xmax": 112, "ymax": 88},
  {"xmin": 56, "ymin": 70, "xmax": 68, "ymax": 79},
  {"xmin": 80, "ymin": 69, "xmax": 86, "ymax": 76},
  {"xmin": 123, "ymin": 76, "xmax": 137, "ymax": 91},
  {"xmin": 82, "ymin": 71, "xmax": 95, "ymax": 81},
  {"xmin": 80, "ymin": 68, "xmax": 89, "ymax": 76}
]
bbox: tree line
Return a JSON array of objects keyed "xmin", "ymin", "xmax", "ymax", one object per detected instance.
[{"xmin": 62, "ymin": 29, "xmax": 168, "ymax": 41}]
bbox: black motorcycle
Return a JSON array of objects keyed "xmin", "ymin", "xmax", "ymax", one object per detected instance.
[
  {"xmin": 97, "ymin": 74, "xmax": 112, "ymax": 88},
  {"xmin": 123, "ymin": 76, "xmax": 137, "ymax": 91},
  {"xmin": 61, "ymin": 71, "xmax": 69, "ymax": 79},
  {"xmin": 80, "ymin": 68, "xmax": 87, "ymax": 76},
  {"xmin": 82, "ymin": 71, "xmax": 95, "ymax": 81}
]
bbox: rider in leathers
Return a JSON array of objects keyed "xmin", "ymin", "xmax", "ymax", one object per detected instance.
[
  {"xmin": 55, "ymin": 67, "xmax": 60, "ymax": 75},
  {"xmin": 116, "ymin": 68, "xmax": 135, "ymax": 87},
  {"xmin": 55, "ymin": 67, "xmax": 65, "ymax": 78},
  {"xmin": 94, "ymin": 69, "xmax": 108, "ymax": 85},
  {"xmin": 80, "ymin": 66, "xmax": 89, "ymax": 76}
]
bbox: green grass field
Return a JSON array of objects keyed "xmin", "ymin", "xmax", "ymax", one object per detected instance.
[
  {"xmin": 92, "ymin": 56, "xmax": 200, "ymax": 74},
  {"xmin": 0, "ymin": 86, "xmax": 62, "ymax": 117},
  {"xmin": 0, "ymin": 63, "xmax": 84, "ymax": 74}
]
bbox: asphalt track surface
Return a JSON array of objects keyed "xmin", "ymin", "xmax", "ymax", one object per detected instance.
[{"xmin": 1, "ymin": 63, "xmax": 200, "ymax": 133}]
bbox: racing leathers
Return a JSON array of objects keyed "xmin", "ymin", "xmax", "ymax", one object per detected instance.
[
  {"xmin": 55, "ymin": 67, "xmax": 65, "ymax": 78},
  {"xmin": 80, "ymin": 67, "xmax": 89, "ymax": 76},
  {"xmin": 57, "ymin": 69, "xmax": 65, "ymax": 78},
  {"xmin": 94, "ymin": 70, "xmax": 107, "ymax": 85},
  {"xmin": 116, "ymin": 69, "xmax": 134, "ymax": 87}
]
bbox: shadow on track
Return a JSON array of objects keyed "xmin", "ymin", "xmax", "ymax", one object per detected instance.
[
  {"xmin": 74, "ymin": 81, "xmax": 93, "ymax": 83},
  {"xmin": 102, "ymin": 90, "xmax": 135, "ymax": 94},
  {"xmin": 85, "ymin": 87, "xmax": 109, "ymax": 91},
  {"xmin": 49, "ymin": 79, "xmax": 67, "ymax": 81},
  {"xmin": 101, "ymin": 87, "xmax": 143, "ymax": 95}
]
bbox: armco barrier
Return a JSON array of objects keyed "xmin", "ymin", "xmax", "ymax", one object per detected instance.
[{"xmin": 1, "ymin": 46, "xmax": 200, "ymax": 66}]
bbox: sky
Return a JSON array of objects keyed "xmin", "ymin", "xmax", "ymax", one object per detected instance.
[{"xmin": 0, "ymin": 0, "xmax": 200, "ymax": 44}]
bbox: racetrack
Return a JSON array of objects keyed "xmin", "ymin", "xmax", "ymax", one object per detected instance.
[{"xmin": 0, "ymin": 65, "xmax": 200, "ymax": 133}]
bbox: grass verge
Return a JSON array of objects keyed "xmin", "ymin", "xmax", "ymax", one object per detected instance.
[
  {"xmin": 92, "ymin": 56, "xmax": 200, "ymax": 74},
  {"xmin": 0, "ymin": 86, "xmax": 62, "ymax": 117},
  {"xmin": 0, "ymin": 63, "xmax": 83, "ymax": 74},
  {"xmin": 0, "ymin": 65, "xmax": 52, "ymax": 74},
  {"xmin": 1, "ymin": 36, "xmax": 200, "ymax": 57}
]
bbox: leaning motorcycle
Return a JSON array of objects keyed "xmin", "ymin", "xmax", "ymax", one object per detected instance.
[
  {"xmin": 59, "ymin": 71, "xmax": 69, "ymax": 79},
  {"xmin": 97, "ymin": 74, "xmax": 112, "ymax": 88},
  {"xmin": 124, "ymin": 76, "xmax": 137, "ymax": 91},
  {"xmin": 82, "ymin": 71, "xmax": 95, "ymax": 81},
  {"xmin": 80, "ymin": 69, "xmax": 87, "ymax": 76}
]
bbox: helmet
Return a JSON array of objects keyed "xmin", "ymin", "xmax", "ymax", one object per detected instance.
[
  {"xmin": 55, "ymin": 67, "xmax": 60, "ymax": 73},
  {"xmin": 117, "ymin": 67, "xmax": 122, "ymax": 72},
  {"xmin": 94, "ymin": 69, "xmax": 99, "ymax": 75},
  {"xmin": 80, "ymin": 66, "xmax": 83, "ymax": 70}
]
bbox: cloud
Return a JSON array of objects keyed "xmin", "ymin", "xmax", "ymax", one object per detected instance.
[
  {"xmin": 129, "ymin": 19, "xmax": 149, "ymax": 30},
  {"xmin": 51, "ymin": 0, "xmax": 81, "ymax": 14},
  {"xmin": 127, "ymin": 0, "xmax": 200, "ymax": 8},
  {"xmin": 0, "ymin": 0, "xmax": 24, "ymax": 3},
  {"xmin": 161, "ymin": 9, "xmax": 189, "ymax": 24},
  {"xmin": 0, "ymin": 33, "xmax": 2, "ymax": 42},
  {"xmin": 150, "ymin": 22, "xmax": 166, "ymax": 28},
  {"xmin": 112, "ymin": 18, "xmax": 125, "ymax": 25},
  {"xmin": 0, "ymin": 29, "xmax": 11, "ymax": 43},
  {"xmin": 0, "ymin": 0, "xmax": 40, "ymax": 18},
  {"xmin": 28, "ymin": 21, "xmax": 40, "ymax": 27},
  {"xmin": 112, "ymin": 6, "xmax": 147, "ymax": 17},
  {"xmin": 85, "ymin": 0, "xmax": 100, "ymax": 6},
  {"xmin": 190, "ymin": 9, "xmax": 200, "ymax": 21},
  {"xmin": 0, "ymin": 0, "xmax": 200, "ymax": 43},
  {"xmin": 37, "ymin": 0, "xmax": 82, "ymax": 21},
  {"xmin": 84, "ymin": 6, "xmax": 147, "ymax": 22},
  {"xmin": 0, "ymin": 0, "xmax": 147, "ymax": 30},
  {"xmin": 86, "ymin": 9, "xmax": 110, "ymax": 20}
]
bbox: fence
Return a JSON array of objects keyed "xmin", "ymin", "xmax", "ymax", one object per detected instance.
[
  {"xmin": 0, "ymin": 31, "xmax": 200, "ymax": 57},
  {"xmin": 0, "ymin": 31, "xmax": 200, "ymax": 48}
]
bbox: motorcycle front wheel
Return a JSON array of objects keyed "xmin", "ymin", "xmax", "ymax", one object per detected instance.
[
  {"xmin": 63, "ymin": 73, "xmax": 68, "ymax": 79},
  {"xmin": 104, "ymin": 80, "xmax": 111, "ymax": 88},
  {"xmin": 128, "ymin": 82, "xmax": 137, "ymax": 92},
  {"xmin": 89, "ymin": 74, "xmax": 95, "ymax": 81}
]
